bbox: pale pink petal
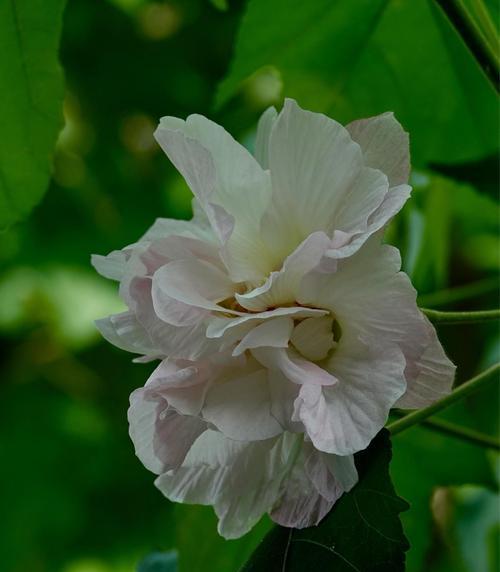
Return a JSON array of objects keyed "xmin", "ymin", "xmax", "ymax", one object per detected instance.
[
  {"xmin": 290, "ymin": 316, "xmax": 335, "ymax": 361},
  {"xmin": 202, "ymin": 369, "xmax": 283, "ymax": 440},
  {"xmin": 232, "ymin": 316, "xmax": 293, "ymax": 356},
  {"xmin": 293, "ymin": 342, "xmax": 407, "ymax": 455},
  {"xmin": 270, "ymin": 449, "xmax": 333, "ymax": 528},
  {"xmin": 262, "ymin": 98, "xmax": 389, "ymax": 264},
  {"xmin": 154, "ymin": 431, "xmax": 295, "ymax": 539},
  {"xmin": 253, "ymin": 347, "xmax": 338, "ymax": 387},
  {"xmin": 151, "ymin": 259, "xmax": 238, "ymax": 326},
  {"xmin": 347, "ymin": 112, "xmax": 410, "ymax": 186},
  {"xmin": 91, "ymin": 250, "xmax": 128, "ymax": 281},
  {"xmin": 267, "ymin": 369, "xmax": 302, "ymax": 432},
  {"xmin": 128, "ymin": 386, "xmax": 206, "ymax": 474},
  {"xmin": 130, "ymin": 276, "xmax": 216, "ymax": 360},
  {"xmin": 254, "ymin": 106, "xmax": 277, "ymax": 169},
  {"xmin": 235, "ymin": 231, "xmax": 332, "ymax": 312},
  {"xmin": 95, "ymin": 311, "xmax": 154, "ymax": 356},
  {"xmin": 154, "ymin": 114, "xmax": 274, "ymax": 282},
  {"xmin": 396, "ymin": 316, "xmax": 456, "ymax": 408},
  {"xmin": 206, "ymin": 306, "xmax": 328, "ymax": 342}
]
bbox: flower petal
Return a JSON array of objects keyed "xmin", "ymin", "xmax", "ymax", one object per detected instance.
[
  {"xmin": 202, "ymin": 369, "xmax": 283, "ymax": 440},
  {"xmin": 262, "ymin": 99, "xmax": 389, "ymax": 263},
  {"xmin": 254, "ymin": 106, "xmax": 277, "ymax": 169},
  {"xmin": 396, "ymin": 316, "xmax": 456, "ymax": 408},
  {"xmin": 128, "ymin": 385, "xmax": 206, "ymax": 474},
  {"xmin": 235, "ymin": 231, "xmax": 332, "ymax": 312},
  {"xmin": 154, "ymin": 430, "xmax": 295, "ymax": 538},
  {"xmin": 154, "ymin": 114, "xmax": 274, "ymax": 282},
  {"xmin": 253, "ymin": 347, "xmax": 338, "ymax": 387},
  {"xmin": 293, "ymin": 342, "xmax": 407, "ymax": 455},
  {"xmin": 151, "ymin": 259, "xmax": 237, "ymax": 326},
  {"xmin": 290, "ymin": 316, "xmax": 335, "ymax": 361},
  {"xmin": 232, "ymin": 316, "xmax": 293, "ymax": 356},
  {"xmin": 95, "ymin": 311, "xmax": 154, "ymax": 356},
  {"xmin": 347, "ymin": 112, "xmax": 410, "ymax": 187}
]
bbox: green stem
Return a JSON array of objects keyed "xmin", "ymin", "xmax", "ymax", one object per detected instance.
[
  {"xmin": 417, "ymin": 277, "xmax": 499, "ymax": 308},
  {"xmin": 434, "ymin": 0, "xmax": 500, "ymax": 92},
  {"xmin": 422, "ymin": 307, "xmax": 500, "ymax": 324},
  {"xmin": 470, "ymin": 0, "xmax": 499, "ymax": 56},
  {"xmin": 391, "ymin": 410, "xmax": 500, "ymax": 450},
  {"xmin": 388, "ymin": 363, "xmax": 500, "ymax": 436}
]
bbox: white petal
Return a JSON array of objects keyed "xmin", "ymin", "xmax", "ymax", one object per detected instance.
[
  {"xmin": 268, "ymin": 369, "xmax": 302, "ymax": 432},
  {"xmin": 202, "ymin": 369, "xmax": 283, "ymax": 440},
  {"xmin": 129, "ymin": 276, "xmax": 216, "ymax": 360},
  {"xmin": 95, "ymin": 311, "xmax": 154, "ymax": 356},
  {"xmin": 206, "ymin": 306, "xmax": 328, "ymax": 341},
  {"xmin": 262, "ymin": 99, "xmax": 388, "ymax": 263},
  {"xmin": 91, "ymin": 250, "xmax": 128, "ymax": 281},
  {"xmin": 291, "ymin": 316, "xmax": 335, "ymax": 361},
  {"xmin": 155, "ymin": 431, "xmax": 295, "ymax": 539},
  {"xmin": 236, "ymin": 231, "xmax": 332, "ymax": 312},
  {"xmin": 293, "ymin": 342, "xmax": 407, "ymax": 455},
  {"xmin": 151, "ymin": 259, "xmax": 237, "ymax": 326},
  {"xmin": 347, "ymin": 112, "xmax": 410, "ymax": 187},
  {"xmin": 253, "ymin": 347, "xmax": 338, "ymax": 387},
  {"xmin": 396, "ymin": 316, "xmax": 456, "ymax": 408},
  {"xmin": 270, "ymin": 442, "xmax": 357, "ymax": 529},
  {"xmin": 146, "ymin": 359, "xmax": 211, "ymax": 417},
  {"xmin": 232, "ymin": 316, "xmax": 293, "ymax": 356},
  {"xmin": 128, "ymin": 385, "xmax": 206, "ymax": 474},
  {"xmin": 154, "ymin": 114, "xmax": 274, "ymax": 282},
  {"xmin": 254, "ymin": 106, "xmax": 277, "ymax": 169}
]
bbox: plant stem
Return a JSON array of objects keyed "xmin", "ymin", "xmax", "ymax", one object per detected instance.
[
  {"xmin": 470, "ymin": 0, "xmax": 499, "ymax": 56},
  {"xmin": 388, "ymin": 363, "xmax": 500, "ymax": 436},
  {"xmin": 391, "ymin": 410, "xmax": 500, "ymax": 450},
  {"xmin": 434, "ymin": 0, "xmax": 500, "ymax": 92},
  {"xmin": 417, "ymin": 277, "xmax": 499, "ymax": 308},
  {"xmin": 421, "ymin": 308, "xmax": 500, "ymax": 324}
]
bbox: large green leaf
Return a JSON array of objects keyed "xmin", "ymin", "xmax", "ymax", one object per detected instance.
[
  {"xmin": 242, "ymin": 430, "xmax": 409, "ymax": 572},
  {"xmin": 216, "ymin": 0, "xmax": 497, "ymax": 164},
  {"xmin": 173, "ymin": 504, "xmax": 272, "ymax": 572},
  {"xmin": 0, "ymin": 0, "xmax": 66, "ymax": 229},
  {"xmin": 391, "ymin": 403, "xmax": 497, "ymax": 572}
]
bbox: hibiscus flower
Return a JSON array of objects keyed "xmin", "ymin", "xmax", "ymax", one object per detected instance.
[{"xmin": 92, "ymin": 99, "xmax": 455, "ymax": 538}]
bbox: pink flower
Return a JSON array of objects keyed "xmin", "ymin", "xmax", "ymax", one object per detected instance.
[{"xmin": 92, "ymin": 99, "xmax": 455, "ymax": 538}]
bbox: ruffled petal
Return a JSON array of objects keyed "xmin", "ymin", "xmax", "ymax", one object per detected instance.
[
  {"xmin": 154, "ymin": 114, "xmax": 274, "ymax": 282},
  {"xmin": 396, "ymin": 316, "xmax": 456, "ymax": 408},
  {"xmin": 151, "ymin": 259, "xmax": 237, "ymax": 326},
  {"xmin": 262, "ymin": 99, "xmax": 389, "ymax": 264},
  {"xmin": 347, "ymin": 112, "xmax": 410, "ymax": 187},
  {"xmin": 128, "ymin": 385, "xmax": 206, "ymax": 474},
  {"xmin": 202, "ymin": 369, "xmax": 283, "ymax": 440},
  {"xmin": 293, "ymin": 342, "xmax": 407, "ymax": 455},
  {"xmin": 154, "ymin": 431, "xmax": 296, "ymax": 539},
  {"xmin": 254, "ymin": 106, "xmax": 277, "ymax": 169}
]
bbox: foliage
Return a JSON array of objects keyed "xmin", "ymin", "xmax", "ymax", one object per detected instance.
[
  {"xmin": 0, "ymin": 0, "xmax": 66, "ymax": 229},
  {"xmin": 243, "ymin": 430, "xmax": 409, "ymax": 572},
  {"xmin": 0, "ymin": 0, "xmax": 498, "ymax": 571}
]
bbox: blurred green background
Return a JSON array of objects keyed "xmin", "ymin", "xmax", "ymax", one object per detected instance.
[{"xmin": 0, "ymin": 0, "xmax": 498, "ymax": 571}]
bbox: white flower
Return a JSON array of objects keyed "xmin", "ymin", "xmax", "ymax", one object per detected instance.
[{"xmin": 92, "ymin": 99, "xmax": 455, "ymax": 538}]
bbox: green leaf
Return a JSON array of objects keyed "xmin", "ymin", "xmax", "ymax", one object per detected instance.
[
  {"xmin": 174, "ymin": 504, "xmax": 272, "ymax": 572},
  {"xmin": 0, "ymin": 0, "xmax": 66, "ymax": 229},
  {"xmin": 137, "ymin": 551, "xmax": 178, "ymax": 572},
  {"xmin": 391, "ymin": 405, "xmax": 497, "ymax": 572},
  {"xmin": 216, "ymin": 0, "xmax": 497, "ymax": 164},
  {"xmin": 242, "ymin": 430, "xmax": 409, "ymax": 572}
]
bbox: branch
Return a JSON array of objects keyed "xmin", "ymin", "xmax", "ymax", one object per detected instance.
[
  {"xmin": 422, "ymin": 308, "xmax": 500, "ymax": 324},
  {"xmin": 434, "ymin": 0, "xmax": 499, "ymax": 92},
  {"xmin": 388, "ymin": 363, "xmax": 500, "ymax": 435},
  {"xmin": 417, "ymin": 277, "xmax": 499, "ymax": 308},
  {"xmin": 390, "ymin": 410, "xmax": 500, "ymax": 450}
]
